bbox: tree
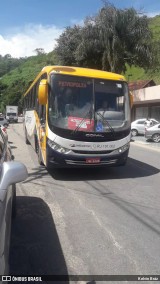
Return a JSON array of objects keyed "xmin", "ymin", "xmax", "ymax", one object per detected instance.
[
  {"xmin": 4, "ymin": 54, "xmax": 11, "ymax": 59},
  {"xmin": 55, "ymin": 25, "xmax": 82, "ymax": 65},
  {"xmin": 75, "ymin": 18, "xmax": 104, "ymax": 69},
  {"xmin": 34, "ymin": 48, "xmax": 45, "ymax": 55},
  {"xmin": 55, "ymin": 2, "xmax": 153, "ymax": 73},
  {"xmin": 95, "ymin": 3, "xmax": 153, "ymax": 73}
]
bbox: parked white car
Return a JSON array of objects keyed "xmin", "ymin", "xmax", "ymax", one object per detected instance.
[
  {"xmin": 0, "ymin": 128, "xmax": 28, "ymax": 275},
  {"xmin": 131, "ymin": 118, "xmax": 159, "ymax": 136},
  {"xmin": 0, "ymin": 116, "xmax": 9, "ymax": 127}
]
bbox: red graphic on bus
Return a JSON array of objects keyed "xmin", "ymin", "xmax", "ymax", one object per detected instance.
[{"xmin": 68, "ymin": 116, "xmax": 94, "ymax": 132}]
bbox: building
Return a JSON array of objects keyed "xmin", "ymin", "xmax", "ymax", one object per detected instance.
[
  {"xmin": 129, "ymin": 80, "xmax": 160, "ymax": 122},
  {"xmin": 129, "ymin": 79, "xmax": 156, "ymax": 92}
]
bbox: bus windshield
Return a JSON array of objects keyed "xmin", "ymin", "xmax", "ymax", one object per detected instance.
[{"xmin": 49, "ymin": 74, "xmax": 130, "ymax": 133}]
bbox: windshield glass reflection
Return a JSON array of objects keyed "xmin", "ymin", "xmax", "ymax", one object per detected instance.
[{"xmin": 49, "ymin": 74, "xmax": 129, "ymax": 133}]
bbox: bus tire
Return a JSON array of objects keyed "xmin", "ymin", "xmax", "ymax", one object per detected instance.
[
  {"xmin": 46, "ymin": 161, "xmax": 51, "ymax": 171},
  {"xmin": 37, "ymin": 143, "xmax": 44, "ymax": 166},
  {"xmin": 35, "ymin": 136, "xmax": 38, "ymax": 153},
  {"xmin": 25, "ymin": 129, "xmax": 30, "ymax": 145},
  {"xmin": 45, "ymin": 150, "xmax": 53, "ymax": 170}
]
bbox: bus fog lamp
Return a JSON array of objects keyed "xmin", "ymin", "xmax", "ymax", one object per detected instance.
[
  {"xmin": 113, "ymin": 143, "xmax": 130, "ymax": 154},
  {"xmin": 119, "ymin": 143, "xmax": 130, "ymax": 153}
]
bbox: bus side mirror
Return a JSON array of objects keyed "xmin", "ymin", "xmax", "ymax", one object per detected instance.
[
  {"xmin": 38, "ymin": 79, "xmax": 48, "ymax": 105},
  {"xmin": 130, "ymin": 92, "xmax": 133, "ymax": 108}
]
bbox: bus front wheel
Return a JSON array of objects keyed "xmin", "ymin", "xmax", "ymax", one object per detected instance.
[
  {"xmin": 36, "ymin": 142, "xmax": 44, "ymax": 166},
  {"xmin": 25, "ymin": 129, "xmax": 30, "ymax": 145}
]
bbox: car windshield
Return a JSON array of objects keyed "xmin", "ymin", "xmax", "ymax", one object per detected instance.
[{"xmin": 48, "ymin": 74, "xmax": 130, "ymax": 133}]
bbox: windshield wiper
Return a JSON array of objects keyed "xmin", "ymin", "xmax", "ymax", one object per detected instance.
[
  {"xmin": 71, "ymin": 107, "xmax": 93, "ymax": 135},
  {"xmin": 96, "ymin": 112, "xmax": 115, "ymax": 137}
]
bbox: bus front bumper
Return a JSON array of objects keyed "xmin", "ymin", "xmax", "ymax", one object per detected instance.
[{"xmin": 46, "ymin": 144, "xmax": 129, "ymax": 168}]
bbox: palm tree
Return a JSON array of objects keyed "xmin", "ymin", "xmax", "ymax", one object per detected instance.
[
  {"xmin": 75, "ymin": 18, "xmax": 104, "ymax": 69},
  {"xmin": 95, "ymin": 3, "xmax": 153, "ymax": 73},
  {"xmin": 55, "ymin": 25, "xmax": 82, "ymax": 66}
]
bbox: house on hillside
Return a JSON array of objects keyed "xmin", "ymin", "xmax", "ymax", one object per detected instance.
[
  {"xmin": 129, "ymin": 79, "xmax": 156, "ymax": 92},
  {"xmin": 129, "ymin": 80, "xmax": 160, "ymax": 122}
]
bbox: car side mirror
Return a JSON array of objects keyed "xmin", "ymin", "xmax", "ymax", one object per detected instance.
[{"xmin": 0, "ymin": 161, "xmax": 28, "ymax": 191}]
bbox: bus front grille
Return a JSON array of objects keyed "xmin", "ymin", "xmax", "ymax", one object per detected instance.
[
  {"xmin": 65, "ymin": 159, "xmax": 117, "ymax": 166},
  {"xmin": 72, "ymin": 150, "xmax": 113, "ymax": 154}
]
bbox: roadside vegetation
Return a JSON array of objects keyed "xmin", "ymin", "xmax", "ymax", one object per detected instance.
[{"xmin": 0, "ymin": 2, "xmax": 160, "ymax": 113}]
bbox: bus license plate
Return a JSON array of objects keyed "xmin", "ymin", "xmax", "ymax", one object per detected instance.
[{"xmin": 86, "ymin": 158, "xmax": 100, "ymax": 164}]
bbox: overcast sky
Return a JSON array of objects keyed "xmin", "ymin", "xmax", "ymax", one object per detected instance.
[{"xmin": 0, "ymin": 0, "xmax": 160, "ymax": 58}]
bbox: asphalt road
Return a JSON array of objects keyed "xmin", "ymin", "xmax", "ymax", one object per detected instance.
[
  {"xmin": 131, "ymin": 134, "xmax": 160, "ymax": 150},
  {"xmin": 7, "ymin": 123, "xmax": 160, "ymax": 284}
]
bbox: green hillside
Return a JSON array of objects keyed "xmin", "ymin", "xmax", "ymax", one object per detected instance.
[
  {"xmin": 1, "ymin": 51, "xmax": 58, "ymax": 87},
  {"xmin": 125, "ymin": 64, "xmax": 160, "ymax": 85},
  {"xmin": 125, "ymin": 15, "xmax": 160, "ymax": 84},
  {"xmin": 0, "ymin": 14, "xmax": 160, "ymax": 113},
  {"xmin": 149, "ymin": 15, "xmax": 160, "ymax": 42},
  {"xmin": 0, "ymin": 51, "xmax": 58, "ymax": 112}
]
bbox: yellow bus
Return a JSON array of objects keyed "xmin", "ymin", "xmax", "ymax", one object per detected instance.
[{"xmin": 23, "ymin": 66, "xmax": 132, "ymax": 168}]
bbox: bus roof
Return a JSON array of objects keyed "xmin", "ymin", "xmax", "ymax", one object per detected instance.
[
  {"xmin": 43, "ymin": 66, "xmax": 126, "ymax": 80},
  {"xmin": 24, "ymin": 66, "xmax": 126, "ymax": 97}
]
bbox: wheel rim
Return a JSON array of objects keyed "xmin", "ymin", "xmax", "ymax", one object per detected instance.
[
  {"xmin": 152, "ymin": 134, "xmax": 160, "ymax": 143},
  {"xmin": 131, "ymin": 129, "xmax": 138, "ymax": 136}
]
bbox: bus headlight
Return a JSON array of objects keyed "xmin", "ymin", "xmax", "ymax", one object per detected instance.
[
  {"xmin": 47, "ymin": 139, "xmax": 71, "ymax": 154},
  {"xmin": 113, "ymin": 143, "xmax": 130, "ymax": 155}
]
